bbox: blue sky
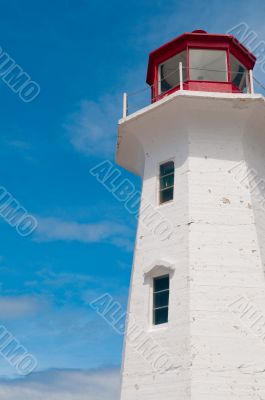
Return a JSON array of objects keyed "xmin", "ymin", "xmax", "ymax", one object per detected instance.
[{"xmin": 0, "ymin": 0, "xmax": 265, "ymax": 398}]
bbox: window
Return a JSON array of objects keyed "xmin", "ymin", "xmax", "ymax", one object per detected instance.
[
  {"xmin": 159, "ymin": 161, "xmax": 174, "ymax": 204},
  {"xmin": 159, "ymin": 51, "xmax": 187, "ymax": 94},
  {"xmin": 153, "ymin": 275, "xmax": 169, "ymax": 325},
  {"xmin": 230, "ymin": 54, "xmax": 249, "ymax": 93},
  {"xmin": 189, "ymin": 49, "xmax": 228, "ymax": 82}
]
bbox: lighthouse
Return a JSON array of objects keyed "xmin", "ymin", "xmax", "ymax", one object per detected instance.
[{"xmin": 116, "ymin": 30, "xmax": 265, "ymax": 399}]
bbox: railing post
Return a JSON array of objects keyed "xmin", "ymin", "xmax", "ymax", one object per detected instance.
[
  {"xmin": 249, "ymin": 70, "xmax": 254, "ymax": 94},
  {"xmin": 123, "ymin": 92, "xmax": 128, "ymax": 118},
  {"xmin": 179, "ymin": 62, "xmax": 183, "ymax": 91}
]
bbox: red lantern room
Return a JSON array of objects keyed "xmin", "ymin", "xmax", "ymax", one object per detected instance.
[{"xmin": 146, "ymin": 30, "xmax": 256, "ymax": 102}]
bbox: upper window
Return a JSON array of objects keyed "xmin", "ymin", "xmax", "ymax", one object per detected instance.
[
  {"xmin": 189, "ymin": 49, "xmax": 228, "ymax": 82},
  {"xmin": 159, "ymin": 51, "xmax": 187, "ymax": 94},
  {"xmin": 230, "ymin": 54, "xmax": 249, "ymax": 93},
  {"xmin": 159, "ymin": 161, "xmax": 174, "ymax": 204},
  {"xmin": 153, "ymin": 275, "xmax": 169, "ymax": 325}
]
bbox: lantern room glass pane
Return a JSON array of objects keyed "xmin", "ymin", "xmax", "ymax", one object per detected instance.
[
  {"xmin": 189, "ymin": 49, "xmax": 228, "ymax": 82},
  {"xmin": 230, "ymin": 54, "xmax": 249, "ymax": 93},
  {"xmin": 159, "ymin": 51, "xmax": 187, "ymax": 94}
]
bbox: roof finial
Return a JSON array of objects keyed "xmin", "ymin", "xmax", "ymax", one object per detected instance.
[{"xmin": 192, "ymin": 29, "xmax": 207, "ymax": 33}]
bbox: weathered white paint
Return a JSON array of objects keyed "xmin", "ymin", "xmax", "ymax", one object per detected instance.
[
  {"xmin": 117, "ymin": 91, "xmax": 265, "ymax": 399},
  {"xmin": 249, "ymin": 70, "xmax": 254, "ymax": 94},
  {"xmin": 123, "ymin": 92, "xmax": 128, "ymax": 119},
  {"xmin": 179, "ymin": 62, "xmax": 183, "ymax": 91}
]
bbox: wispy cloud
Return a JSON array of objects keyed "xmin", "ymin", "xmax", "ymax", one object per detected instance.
[
  {"xmin": 0, "ymin": 296, "xmax": 42, "ymax": 319},
  {"xmin": 64, "ymin": 95, "xmax": 121, "ymax": 159},
  {"xmin": 36, "ymin": 268, "xmax": 94, "ymax": 289},
  {"xmin": 34, "ymin": 216, "xmax": 132, "ymax": 249},
  {"xmin": 3, "ymin": 138, "xmax": 36, "ymax": 162},
  {"xmin": 5, "ymin": 140, "xmax": 31, "ymax": 150},
  {"xmin": 0, "ymin": 367, "xmax": 120, "ymax": 400}
]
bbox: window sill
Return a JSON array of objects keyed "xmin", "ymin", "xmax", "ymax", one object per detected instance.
[
  {"xmin": 148, "ymin": 323, "xmax": 169, "ymax": 333},
  {"xmin": 158, "ymin": 199, "xmax": 174, "ymax": 208}
]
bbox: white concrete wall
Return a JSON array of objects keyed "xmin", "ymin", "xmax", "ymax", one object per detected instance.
[
  {"xmin": 120, "ymin": 109, "xmax": 191, "ymax": 400},
  {"xmin": 188, "ymin": 103, "xmax": 265, "ymax": 399},
  {"xmin": 118, "ymin": 93, "xmax": 265, "ymax": 400}
]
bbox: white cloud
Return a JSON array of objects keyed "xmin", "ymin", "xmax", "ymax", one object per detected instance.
[
  {"xmin": 5, "ymin": 140, "xmax": 31, "ymax": 150},
  {"xmin": 3, "ymin": 139, "xmax": 36, "ymax": 162},
  {"xmin": 34, "ymin": 217, "xmax": 132, "ymax": 249},
  {"xmin": 0, "ymin": 368, "xmax": 120, "ymax": 400},
  {"xmin": 0, "ymin": 296, "xmax": 41, "ymax": 319},
  {"xmin": 36, "ymin": 268, "xmax": 94, "ymax": 288},
  {"xmin": 64, "ymin": 96, "xmax": 121, "ymax": 158}
]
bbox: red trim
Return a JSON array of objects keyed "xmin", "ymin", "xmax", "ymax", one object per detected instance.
[
  {"xmin": 187, "ymin": 44, "xmax": 190, "ymax": 80},
  {"xmin": 153, "ymin": 65, "xmax": 159, "ymax": 102},
  {"xmin": 227, "ymin": 47, "xmax": 231, "ymax": 82},
  {"xmin": 152, "ymin": 80, "xmax": 245, "ymax": 103}
]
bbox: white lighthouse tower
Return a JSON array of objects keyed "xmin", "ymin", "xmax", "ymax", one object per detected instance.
[{"xmin": 116, "ymin": 30, "xmax": 265, "ymax": 399}]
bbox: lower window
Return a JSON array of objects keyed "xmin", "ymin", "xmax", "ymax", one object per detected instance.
[{"xmin": 153, "ymin": 275, "xmax": 169, "ymax": 325}]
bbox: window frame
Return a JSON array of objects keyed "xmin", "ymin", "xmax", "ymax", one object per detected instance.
[
  {"xmin": 158, "ymin": 50, "xmax": 187, "ymax": 95},
  {"xmin": 144, "ymin": 261, "xmax": 174, "ymax": 331},
  {"xmin": 229, "ymin": 52, "xmax": 250, "ymax": 93},
  {"xmin": 152, "ymin": 274, "xmax": 170, "ymax": 326},
  {"xmin": 188, "ymin": 48, "xmax": 229, "ymax": 83},
  {"xmin": 158, "ymin": 159, "xmax": 175, "ymax": 206}
]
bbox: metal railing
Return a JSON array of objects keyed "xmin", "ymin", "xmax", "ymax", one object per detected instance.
[{"xmin": 122, "ymin": 62, "xmax": 257, "ymax": 118}]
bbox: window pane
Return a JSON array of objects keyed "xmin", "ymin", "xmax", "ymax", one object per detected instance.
[
  {"xmin": 160, "ymin": 161, "xmax": 174, "ymax": 204},
  {"xmin": 160, "ymin": 161, "xmax": 174, "ymax": 176},
  {"xmin": 160, "ymin": 174, "xmax": 174, "ymax": 190},
  {"xmin": 154, "ymin": 291, "xmax": 169, "ymax": 308},
  {"xmin": 159, "ymin": 51, "xmax": 187, "ymax": 94},
  {"xmin": 189, "ymin": 49, "xmax": 227, "ymax": 82},
  {"xmin": 153, "ymin": 275, "xmax": 169, "ymax": 326},
  {"xmin": 160, "ymin": 187, "xmax": 173, "ymax": 204},
  {"xmin": 154, "ymin": 307, "xmax": 168, "ymax": 325},
  {"xmin": 154, "ymin": 275, "xmax": 169, "ymax": 292},
  {"xmin": 230, "ymin": 54, "xmax": 248, "ymax": 92}
]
